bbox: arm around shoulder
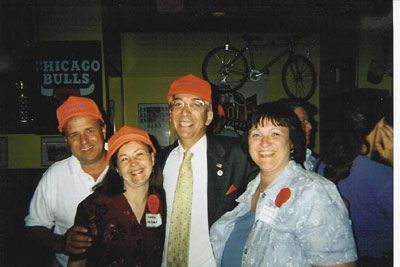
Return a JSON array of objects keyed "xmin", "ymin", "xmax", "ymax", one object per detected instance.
[{"xmin": 24, "ymin": 225, "xmax": 66, "ymax": 253}]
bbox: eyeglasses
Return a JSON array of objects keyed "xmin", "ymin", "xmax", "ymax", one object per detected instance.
[{"xmin": 170, "ymin": 99, "xmax": 209, "ymax": 112}]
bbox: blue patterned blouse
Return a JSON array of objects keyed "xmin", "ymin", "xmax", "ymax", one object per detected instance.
[{"xmin": 210, "ymin": 161, "xmax": 357, "ymax": 266}]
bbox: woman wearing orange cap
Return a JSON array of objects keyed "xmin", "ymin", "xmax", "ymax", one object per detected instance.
[{"xmin": 68, "ymin": 126, "xmax": 165, "ymax": 267}]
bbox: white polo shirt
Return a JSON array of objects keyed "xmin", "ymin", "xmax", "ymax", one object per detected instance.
[
  {"xmin": 25, "ymin": 155, "xmax": 108, "ymax": 267},
  {"xmin": 162, "ymin": 135, "xmax": 216, "ymax": 267}
]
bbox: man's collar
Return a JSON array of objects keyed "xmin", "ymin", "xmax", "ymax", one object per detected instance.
[{"xmin": 178, "ymin": 134, "xmax": 207, "ymax": 154}]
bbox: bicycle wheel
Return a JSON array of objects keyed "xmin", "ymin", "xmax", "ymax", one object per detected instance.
[
  {"xmin": 282, "ymin": 55, "xmax": 317, "ymax": 100},
  {"xmin": 202, "ymin": 46, "xmax": 249, "ymax": 93}
]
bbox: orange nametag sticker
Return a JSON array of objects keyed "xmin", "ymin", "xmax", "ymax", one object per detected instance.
[
  {"xmin": 147, "ymin": 194, "xmax": 160, "ymax": 214},
  {"xmin": 275, "ymin": 188, "xmax": 291, "ymax": 207}
]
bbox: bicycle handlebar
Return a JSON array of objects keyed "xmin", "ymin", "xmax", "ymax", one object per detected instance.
[
  {"xmin": 242, "ymin": 33, "xmax": 309, "ymax": 45},
  {"xmin": 242, "ymin": 33, "xmax": 263, "ymax": 44},
  {"xmin": 275, "ymin": 33, "xmax": 308, "ymax": 43}
]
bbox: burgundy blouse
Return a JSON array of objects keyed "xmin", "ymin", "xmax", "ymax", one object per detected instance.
[{"xmin": 69, "ymin": 186, "xmax": 166, "ymax": 267}]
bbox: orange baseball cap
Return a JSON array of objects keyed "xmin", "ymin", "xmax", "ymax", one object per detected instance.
[
  {"xmin": 56, "ymin": 96, "xmax": 104, "ymax": 133},
  {"xmin": 167, "ymin": 74, "xmax": 212, "ymax": 104},
  {"xmin": 106, "ymin": 125, "xmax": 156, "ymax": 163}
]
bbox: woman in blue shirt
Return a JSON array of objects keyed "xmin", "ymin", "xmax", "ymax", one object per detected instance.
[{"xmin": 210, "ymin": 102, "xmax": 357, "ymax": 266}]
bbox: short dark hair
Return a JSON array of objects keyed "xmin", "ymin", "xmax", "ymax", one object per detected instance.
[
  {"xmin": 322, "ymin": 92, "xmax": 393, "ymax": 183},
  {"xmin": 243, "ymin": 102, "xmax": 306, "ymax": 165},
  {"xmin": 277, "ymin": 97, "xmax": 317, "ymax": 117}
]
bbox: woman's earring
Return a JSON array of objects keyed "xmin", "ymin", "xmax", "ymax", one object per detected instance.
[{"xmin": 290, "ymin": 149, "xmax": 294, "ymax": 160}]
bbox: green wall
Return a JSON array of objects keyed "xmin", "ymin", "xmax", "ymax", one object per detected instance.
[{"xmin": 1, "ymin": 135, "xmax": 41, "ymax": 168}]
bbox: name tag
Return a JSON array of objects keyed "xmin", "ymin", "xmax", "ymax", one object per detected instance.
[
  {"xmin": 257, "ymin": 205, "xmax": 278, "ymax": 225},
  {"xmin": 146, "ymin": 213, "xmax": 162, "ymax": 228}
]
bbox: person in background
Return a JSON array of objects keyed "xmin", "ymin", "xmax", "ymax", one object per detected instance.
[
  {"xmin": 68, "ymin": 125, "xmax": 165, "ymax": 267},
  {"xmin": 277, "ymin": 97, "xmax": 318, "ymax": 171},
  {"xmin": 210, "ymin": 102, "xmax": 357, "ymax": 266},
  {"xmin": 316, "ymin": 93, "xmax": 393, "ymax": 266},
  {"xmin": 25, "ymin": 96, "xmax": 109, "ymax": 266},
  {"xmin": 373, "ymin": 121, "xmax": 393, "ymax": 166},
  {"xmin": 211, "ymin": 104, "xmax": 241, "ymax": 138},
  {"xmin": 157, "ymin": 74, "xmax": 258, "ymax": 266},
  {"xmin": 369, "ymin": 95, "xmax": 393, "ymax": 167}
]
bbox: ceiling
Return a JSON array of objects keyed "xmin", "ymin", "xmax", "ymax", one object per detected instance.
[
  {"xmin": 0, "ymin": 0, "xmax": 393, "ymax": 48},
  {"xmin": 102, "ymin": 0, "xmax": 393, "ymax": 32}
]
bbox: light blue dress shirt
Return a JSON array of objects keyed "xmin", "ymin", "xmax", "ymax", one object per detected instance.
[
  {"xmin": 303, "ymin": 148, "xmax": 317, "ymax": 171},
  {"xmin": 210, "ymin": 161, "xmax": 357, "ymax": 267}
]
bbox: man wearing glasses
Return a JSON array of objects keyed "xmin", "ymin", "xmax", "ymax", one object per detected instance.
[
  {"xmin": 277, "ymin": 97, "xmax": 318, "ymax": 171},
  {"xmin": 158, "ymin": 74, "xmax": 257, "ymax": 266}
]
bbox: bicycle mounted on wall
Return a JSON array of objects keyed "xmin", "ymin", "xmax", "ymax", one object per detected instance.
[{"xmin": 202, "ymin": 33, "xmax": 317, "ymax": 101}]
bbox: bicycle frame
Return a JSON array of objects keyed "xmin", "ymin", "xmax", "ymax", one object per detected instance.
[{"xmin": 239, "ymin": 41, "xmax": 295, "ymax": 74}]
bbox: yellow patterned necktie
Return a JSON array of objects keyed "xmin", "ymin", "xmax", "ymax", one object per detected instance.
[{"xmin": 167, "ymin": 151, "xmax": 194, "ymax": 267}]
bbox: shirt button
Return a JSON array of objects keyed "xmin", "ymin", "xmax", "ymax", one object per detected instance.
[
  {"xmin": 244, "ymin": 248, "xmax": 248, "ymax": 254},
  {"xmin": 261, "ymin": 193, "xmax": 266, "ymax": 198}
]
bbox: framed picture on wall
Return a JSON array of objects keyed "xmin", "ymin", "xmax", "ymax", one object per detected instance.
[
  {"xmin": 41, "ymin": 136, "xmax": 71, "ymax": 167},
  {"xmin": 0, "ymin": 137, "xmax": 7, "ymax": 168},
  {"xmin": 138, "ymin": 103, "xmax": 170, "ymax": 147}
]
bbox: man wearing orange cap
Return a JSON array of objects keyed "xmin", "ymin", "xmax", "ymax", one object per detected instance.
[
  {"xmin": 158, "ymin": 74, "xmax": 257, "ymax": 266},
  {"xmin": 25, "ymin": 96, "xmax": 109, "ymax": 267}
]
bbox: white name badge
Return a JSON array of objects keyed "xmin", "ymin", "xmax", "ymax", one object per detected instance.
[
  {"xmin": 146, "ymin": 213, "xmax": 162, "ymax": 228},
  {"xmin": 257, "ymin": 205, "xmax": 278, "ymax": 225}
]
